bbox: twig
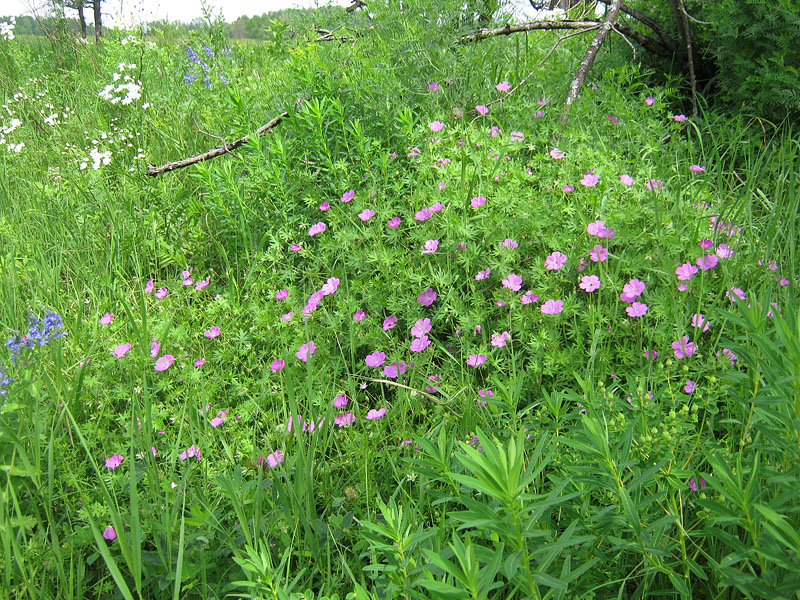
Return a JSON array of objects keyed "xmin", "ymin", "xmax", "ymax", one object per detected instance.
[
  {"xmin": 561, "ymin": 0, "xmax": 623, "ymax": 122},
  {"xmin": 146, "ymin": 111, "xmax": 288, "ymax": 176},
  {"xmin": 611, "ymin": 23, "xmax": 636, "ymax": 60},
  {"xmin": 538, "ymin": 25, "xmax": 600, "ymax": 67},
  {"xmin": 368, "ymin": 378, "xmax": 462, "ymax": 418}
]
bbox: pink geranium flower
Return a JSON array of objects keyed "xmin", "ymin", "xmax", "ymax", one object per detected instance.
[
  {"xmin": 366, "ymin": 407, "xmax": 387, "ymax": 421},
  {"xmin": 471, "ymin": 195, "xmax": 486, "ymax": 208},
  {"xmin": 341, "ymin": 189, "xmax": 355, "ymax": 203},
  {"xmin": 674, "ymin": 114, "xmax": 687, "ymax": 122},
  {"xmin": 333, "ymin": 394, "xmax": 349, "ymax": 408},
  {"xmin": 415, "ymin": 208, "xmax": 432, "ymax": 221},
  {"xmin": 716, "ymin": 244, "xmax": 734, "ymax": 258},
  {"xmin": 581, "ymin": 172, "xmax": 599, "ymax": 187},
  {"xmin": 365, "ymin": 351, "xmax": 385, "ymax": 367},
  {"xmin": 475, "ymin": 268, "xmax": 491, "ymax": 281},
  {"xmin": 112, "ymin": 343, "xmax": 131, "ymax": 358},
  {"xmin": 645, "ymin": 96, "xmax": 655, "ymax": 105},
  {"xmin": 358, "ymin": 209, "xmax": 375, "ymax": 221},
  {"xmin": 296, "ymin": 341, "xmax": 316, "ymax": 362},
  {"xmin": 308, "ymin": 222, "xmax": 326, "ymax": 236},
  {"xmin": 475, "ymin": 105, "xmax": 488, "ymax": 115},
  {"xmin": 204, "ymin": 326, "xmax": 220, "ymax": 339},
  {"xmin": 545, "ymin": 252, "xmax": 567, "ymax": 270},
  {"xmin": 623, "ymin": 278, "xmax": 646, "ymax": 299},
  {"xmin": 520, "ymin": 291, "xmax": 539, "ymax": 304},
  {"xmin": 491, "ymin": 331, "xmax": 510, "ymax": 348},
  {"xmin": 496, "ymin": 80, "xmax": 511, "ymax": 92},
  {"xmin": 387, "ymin": 216, "xmax": 401, "ymax": 228},
  {"xmin": 275, "ymin": 289, "xmax": 289, "ymax": 300},
  {"xmin": 589, "ymin": 245, "xmax": 607, "ymax": 262},
  {"xmin": 194, "ymin": 357, "xmax": 205, "ymax": 367},
  {"xmin": 541, "ymin": 299, "xmax": 563, "ymax": 315},
  {"xmin": 549, "ymin": 148, "xmax": 565, "ymax": 159},
  {"xmin": 195, "ymin": 278, "xmax": 210, "ymax": 290},
  {"xmin": 265, "ymin": 450, "xmax": 284, "ymax": 468},
  {"xmin": 144, "ymin": 280, "xmax": 154, "ymax": 293},
  {"xmin": 154, "ymin": 355, "xmax": 175, "ymax": 371},
  {"xmin": 353, "ymin": 310, "xmax": 367, "ymax": 323},
  {"xmin": 410, "ymin": 318, "xmax": 431, "ymax": 338},
  {"xmin": 421, "ymin": 239, "xmax": 439, "ymax": 254},
  {"xmin": 100, "ymin": 312, "xmax": 114, "ymax": 325},
  {"xmin": 626, "ymin": 302, "xmax": 648, "ymax": 317},
  {"xmin": 696, "ymin": 254, "xmax": 719, "ymax": 270},
  {"xmin": 689, "ymin": 165, "xmax": 706, "ymax": 173},
  {"xmin": 620, "ymin": 174, "xmax": 634, "ymax": 186},
  {"xmin": 502, "ymin": 273, "xmax": 523, "ymax": 291},
  {"xmin": 382, "ymin": 316, "xmax": 397, "ymax": 330},
  {"xmin": 691, "ymin": 313, "xmax": 710, "ymax": 331},
  {"xmin": 319, "ymin": 201, "xmax": 330, "ymax": 211},
  {"xmin": 563, "ymin": 185, "xmax": 574, "ymax": 193},
  {"xmin": 410, "ymin": 336, "xmax": 431, "ymax": 352},
  {"xmin": 155, "ymin": 287, "xmax": 169, "ymax": 299},
  {"xmin": 417, "ymin": 287, "xmax": 437, "ymax": 307},
  {"xmin": 427, "ymin": 81, "xmax": 439, "ymax": 92},
  {"xmin": 150, "ymin": 339, "xmax": 161, "ymax": 358},
  {"xmin": 466, "ymin": 354, "xmax": 486, "ymax": 367},
  {"xmin": 579, "ymin": 275, "xmax": 600, "ymax": 292},
  {"xmin": 383, "ymin": 361, "xmax": 406, "ymax": 379},
  {"xmin": 103, "ymin": 526, "xmax": 117, "ymax": 541},
  {"xmin": 271, "ymin": 359, "xmax": 285, "ymax": 372},
  {"xmin": 672, "ymin": 337, "xmax": 696, "ymax": 359},
  {"xmin": 335, "ymin": 412, "xmax": 355, "ymax": 427},
  {"xmin": 429, "ymin": 120, "xmax": 445, "ymax": 132},
  {"xmin": 105, "ymin": 454, "xmax": 124, "ymax": 469},
  {"xmin": 676, "ymin": 263, "xmax": 698, "ymax": 281}
]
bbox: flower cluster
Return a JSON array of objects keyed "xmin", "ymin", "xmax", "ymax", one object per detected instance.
[
  {"xmin": 184, "ymin": 44, "xmax": 229, "ymax": 87},
  {"xmin": 0, "ymin": 17, "xmax": 15, "ymax": 40},
  {"xmin": 98, "ymin": 63, "xmax": 144, "ymax": 106},
  {"xmin": 6, "ymin": 310, "xmax": 67, "ymax": 363}
]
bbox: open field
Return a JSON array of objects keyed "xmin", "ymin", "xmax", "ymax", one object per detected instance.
[{"xmin": 1, "ymin": 7, "xmax": 799, "ymax": 599}]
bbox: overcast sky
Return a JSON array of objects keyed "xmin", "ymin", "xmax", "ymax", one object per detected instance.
[{"xmin": 4, "ymin": 0, "xmax": 347, "ymax": 24}]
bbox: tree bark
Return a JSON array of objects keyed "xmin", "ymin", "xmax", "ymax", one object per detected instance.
[
  {"xmin": 93, "ymin": 0, "xmax": 102, "ymax": 40},
  {"xmin": 460, "ymin": 20, "xmax": 603, "ymax": 43},
  {"xmin": 561, "ymin": 0, "xmax": 622, "ymax": 120},
  {"xmin": 77, "ymin": 0, "xmax": 87, "ymax": 39}
]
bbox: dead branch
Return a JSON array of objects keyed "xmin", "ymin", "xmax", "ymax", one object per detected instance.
[
  {"xmin": 611, "ymin": 24, "xmax": 636, "ymax": 60},
  {"xmin": 459, "ymin": 20, "xmax": 605, "ymax": 44},
  {"xmin": 368, "ymin": 378, "xmax": 462, "ymax": 418},
  {"xmin": 538, "ymin": 25, "xmax": 601, "ymax": 66},
  {"xmin": 146, "ymin": 111, "xmax": 288, "ymax": 177},
  {"xmin": 611, "ymin": 21, "xmax": 671, "ymax": 57},
  {"xmin": 615, "ymin": 2, "xmax": 680, "ymax": 55},
  {"xmin": 346, "ymin": 0, "xmax": 367, "ymax": 13},
  {"xmin": 561, "ymin": 0, "xmax": 623, "ymax": 121}
]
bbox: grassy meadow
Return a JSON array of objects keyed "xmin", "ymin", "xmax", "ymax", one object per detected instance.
[{"xmin": 0, "ymin": 5, "xmax": 799, "ymax": 599}]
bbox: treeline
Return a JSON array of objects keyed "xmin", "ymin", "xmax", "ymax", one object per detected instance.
[{"xmin": 1, "ymin": 6, "xmax": 360, "ymax": 40}]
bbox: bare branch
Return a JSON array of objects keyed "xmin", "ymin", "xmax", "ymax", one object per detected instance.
[
  {"xmin": 561, "ymin": 0, "xmax": 623, "ymax": 121},
  {"xmin": 612, "ymin": 21, "xmax": 671, "ymax": 57},
  {"xmin": 611, "ymin": 23, "xmax": 636, "ymax": 60},
  {"xmin": 459, "ymin": 20, "xmax": 604, "ymax": 44},
  {"xmin": 146, "ymin": 111, "xmax": 288, "ymax": 177},
  {"xmin": 368, "ymin": 378, "xmax": 462, "ymax": 418}
]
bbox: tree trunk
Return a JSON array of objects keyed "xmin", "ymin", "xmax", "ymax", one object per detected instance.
[
  {"xmin": 77, "ymin": 0, "xmax": 87, "ymax": 39},
  {"xmin": 93, "ymin": 0, "xmax": 102, "ymax": 40}
]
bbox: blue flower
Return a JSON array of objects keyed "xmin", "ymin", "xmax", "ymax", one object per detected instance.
[
  {"xmin": 7, "ymin": 309, "xmax": 66, "ymax": 362},
  {"xmin": 203, "ymin": 43, "xmax": 214, "ymax": 58},
  {"xmin": 186, "ymin": 47, "xmax": 200, "ymax": 64},
  {"xmin": 0, "ymin": 365, "xmax": 11, "ymax": 397}
]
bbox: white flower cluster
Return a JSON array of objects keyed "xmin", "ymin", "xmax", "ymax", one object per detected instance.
[
  {"xmin": 81, "ymin": 147, "xmax": 113, "ymax": 170},
  {"xmin": 1, "ymin": 117, "xmax": 23, "ymax": 152},
  {"xmin": 98, "ymin": 63, "xmax": 144, "ymax": 106},
  {"xmin": 74, "ymin": 117, "xmax": 145, "ymax": 172},
  {"xmin": 1, "ymin": 18, "xmax": 15, "ymax": 40}
]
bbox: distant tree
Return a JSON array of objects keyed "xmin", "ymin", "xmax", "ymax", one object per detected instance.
[
  {"xmin": 62, "ymin": 0, "xmax": 87, "ymax": 38},
  {"xmin": 92, "ymin": 0, "xmax": 102, "ymax": 39}
]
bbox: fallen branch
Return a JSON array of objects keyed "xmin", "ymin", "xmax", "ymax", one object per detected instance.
[
  {"xmin": 561, "ymin": 0, "xmax": 623, "ymax": 121},
  {"xmin": 459, "ymin": 20, "xmax": 605, "ymax": 43},
  {"xmin": 368, "ymin": 378, "xmax": 462, "ymax": 418},
  {"xmin": 146, "ymin": 111, "xmax": 288, "ymax": 177}
]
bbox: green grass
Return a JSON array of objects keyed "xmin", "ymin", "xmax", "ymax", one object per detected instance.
[{"xmin": 0, "ymin": 6, "xmax": 799, "ymax": 599}]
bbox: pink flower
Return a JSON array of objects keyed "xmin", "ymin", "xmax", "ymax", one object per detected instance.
[
  {"xmin": 475, "ymin": 105, "xmax": 488, "ymax": 115},
  {"xmin": 155, "ymin": 287, "xmax": 169, "ymax": 299},
  {"xmin": 429, "ymin": 120, "xmax": 445, "ymax": 132},
  {"xmin": 410, "ymin": 318, "xmax": 432, "ymax": 337},
  {"xmin": 688, "ymin": 476, "xmax": 705, "ymax": 491},
  {"xmin": 586, "ymin": 220, "xmax": 605, "ymax": 236},
  {"xmin": 471, "ymin": 195, "xmax": 486, "ymax": 208},
  {"xmin": 387, "ymin": 216, "xmax": 401, "ymax": 228},
  {"xmin": 150, "ymin": 339, "xmax": 161, "ymax": 358},
  {"xmin": 383, "ymin": 361, "xmax": 406, "ymax": 378},
  {"xmin": 144, "ymin": 280, "xmax": 154, "ymax": 293},
  {"xmin": 626, "ymin": 302, "xmax": 648, "ymax": 317},
  {"xmin": 211, "ymin": 411, "xmax": 226, "ymax": 427},
  {"xmin": 541, "ymin": 299, "xmax": 563, "ymax": 315},
  {"xmin": 265, "ymin": 450, "xmax": 284, "ymax": 468},
  {"xmin": 727, "ymin": 287, "xmax": 746, "ymax": 302},
  {"xmin": 545, "ymin": 252, "xmax": 567, "ymax": 271},
  {"xmin": 674, "ymin": 114, "xmax": 687, "ymax": 122},
  {"xmin": 271, "ymin": 359, "xmax": 285, "ymax": 372},
  {"xmin": 495, "ymin": 80, "xmax": 511, "ymax": 92},
  {"xmin": 589, "ymin": 245, "xmax": 607, "ymax": 262},
  {"xmin": 645, "ymin": 179, "xmax": 665, "ymax": 192},
  {"xmin": 698, "ymin": 239, "xmax": 713, "ymax": 250},
  {"xmin": 421, "ymin": 239, "xmax": 439, "ymax": 254},
  {"xmin": 489, "ymin": 125, "xmax": 502, "ymax": 138},
  {"xmin": 579, "ymin": 275, "xmax": 600, "ymax": 292},
  {"xmin": 429, "ymin": 202, "xmax": 443, "ymax": 212},
  {"xmin": 333, "ymin": 394, "xmax": 348, "ymax": 408},
  {"xmin": 779, "ymin": 277, "xmax": 789, "ymax": 286},
  {"xmin": 689, "ymin": 165, "xmax": 706, "ymax": 173},
  {"xmin": 520, "ymin": 291, "xmax": 539, "ymax": 304},
  {"xmin": 296, "ymin": 341, "xmax": 316, "ymax": 362},
  {"xmin": 563, "ymin": 185, "xmax": 574, "ymax": 193},
  {"xmin": 281, "ymin": 312, "xmax": 294, "ymax": 322},
  {"xmin": 491, "ymin": 331, "xmax": 510, "ymax": 348},
  {"xmin": 103, "ymin": 526, "xmax": 117, "ymax": 541},
  {"xmin": 580, "ymin": 172, "xmax": 599, "ymax": 187},
  {"xmin": 427, "ymin": 81, "xmax": 439, "ymax": 92},
  {"xmin": 623, "ymin": 278, "xmax": 646, "ymax": 299},
  {"xmin": 154, "ymin": 355, "xmax": 175, "ymax": 371},
  {"xmin": 645, "ymin": 96, "xmax": 655, "ymax": 105},
  {"xmin": 608, "ymin": 114, "xmax": 620, "ymax": 124},
  {"xmin": 466, "ymin": 354, "xmax": 486, "ymax": 367},
  {"xmin": 475, "ymin": 268, "xmax": 491, "ymax": 281},
  {"xmin": 335, "ymin": 412, "xmax": 355, "ymax": 427},
  {"xmin": 644, "ymin": 349, "xmax": 658, "ymax": 359},
  {"xmin": 410, "ymin": 336, "xmax": 431, "ymax": 352},
  {"xmin": 620, "ymin": 174, "xmax": 634, "ymax": 186},
  {"xmin": 365, "ymin": 351, "xmax": 385, "ymax": 367},
  {"xmin": 195, "ymin": 278, "xmax": 210, "ymax": 290},
  {"xmin": 691, "ymin": 313, "xmax": 710, "ymax": 331},
  {"xmin": 415, "ymin": 208, "xmax": 432, "ymax": 221},
  {"xmin": 100, "ymin": 312, "xmax": 114, "ymax": 325},
  {"xmin": 678, "ymin": 283, "xmax": 688, "ymax": 292},
  {"xmin": 417, "ymin": 287, "xmax": 437, "ymax": 307},
  {"xmin": 105, "ymin": 454, "xmax": 124, "ymax": 469},
  {"xmin": 676, "ymin": 263, "xmax": 698, "ymax": 281},
  {"xmin": 341, "ymin": 189, "xmax": 355, "ymax": 203},
  {"xmin": 290, "ymin": 243, "xmax": 302, "ymax": 252},
  {"xmin": 308, "ymin": 222, "xmax": 326, "ymax": 236},
  {"xmin": 452, "ymin": 107, "xmax": 463, "ymax": 118},
  {"xmin": 353, "ymin": 310, "xmax": 367, "ymax": 323},
  {"xmin": 716, "ymin": 244, "xmax": 734, "ymax": 258},
  {"xmin": 112, "ymin": 343, "xmax": 131, "ymax": 358},
  {"xmin": 319, "ymin": 201, "xmax": 330, "ymax": 211},
  {"xmin": 696, "ymin": 254, "xmax": 718, "ymax": 270},
  {"xmin": 549, "ymin": 148, "xmax": 565, "ymax": 159},
  {"xmin": 358, "ymin": 209, "xmax": 375, "ymax": 221},
  {"xmin": 382, "ymin": 316, "xmax": 397, "ymax": 330},
  {"xmin": 194, "ymin": 357, "xmax": 205, "ymax": 367},
  {"xmin": 510, "ymin": 131, "xmax": 525, "ymax": 141},
  {"xmin": 204, "ymin": 326, "xmax": 220, "ymax": 339},
  {"xmin": 501, "ymin": 238, "xmax": 518, "ymax": 249},
  {"xmin": 538, "ymin": 97, "xmax": 548, "ymax": 106},
  {"xmin": 502, "ymin": 273, "xmax": 523, "ymax": 291},
  {"xmin": 672, "ymin": 337, "xmax": 696, "ymax": 359},
  {"xmin": 366, "ymin": 407, "xmax": 387, "ymax": 421},
  {"xmin": 321, "ymin": 277, "xmax": 340, "ymax": 296}
]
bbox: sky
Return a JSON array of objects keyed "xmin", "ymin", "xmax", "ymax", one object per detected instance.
[{"xmin": 4, "ymin": 0, "xmax": 348, "ymax": 24}]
